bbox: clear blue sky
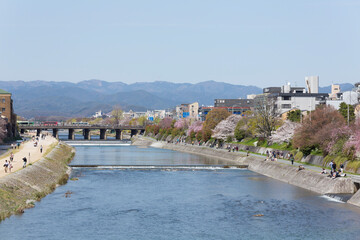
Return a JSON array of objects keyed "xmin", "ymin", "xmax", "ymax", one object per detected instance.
[{"xmin": 0, "ymin": 0, "xmax": 359, "ymax": 87}]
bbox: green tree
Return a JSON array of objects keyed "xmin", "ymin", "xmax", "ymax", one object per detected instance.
[
  {"xmin": 339, "ymin": 102, "xmax": 355, "ymax": 123},
  {"xmin": 137, "ymin": 116, "xmax": 148, "ymax": 126},
  {"xmin": 234, "ymin": 128, "xmax": 246, "ymax": 142},
  {"xmin": 111, "ymin": 105, "xmax": 123, "ymax": 126},
  {"xmin": 203, "ymin": 108, "xmax": 231, "ymax": 131},
  {"xmin": 287, "ymin": 110, "xmax": 301, "ymax": 122}
]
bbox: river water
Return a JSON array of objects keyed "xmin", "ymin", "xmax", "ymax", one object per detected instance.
[{"xmin": 2, "ymin": 144, "xmax": 360, "ymax": 239}]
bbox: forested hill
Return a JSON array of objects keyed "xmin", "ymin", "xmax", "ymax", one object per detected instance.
[
  {"xmin": 0, "ymin": 80, "xmax": 262, "ymax": 118},
  {"xmin": 0, "ymin": 80, "xmax": 352, "ymax": 118}
]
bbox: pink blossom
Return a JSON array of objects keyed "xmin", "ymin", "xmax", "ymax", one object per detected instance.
[
  {"xmin": 212, "ymin": 115, "xmax": 242, "ymax": 140},
  {"xmin": 187, "ymin": 121, "xmax": 203, "ymax": 136},
  {"xmin": 326, "ymin": 125, "xmax": 352, "ymax": 154},
  {"xmin": 174, "ymin": 118, "xmax": 189, "ymax": 129},
  {"xmin": 159, "ymin": 117, "xmax": 173, "ymax": 129}
]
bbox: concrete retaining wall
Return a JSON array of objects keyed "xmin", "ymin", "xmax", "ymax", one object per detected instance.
[
  {"xmin": 0, "ymin": 142, "xmax": 75, "ymax": 222},
  {"xmin": 133, "ymin": 138, "xmax": 357, "ymax": 196}
]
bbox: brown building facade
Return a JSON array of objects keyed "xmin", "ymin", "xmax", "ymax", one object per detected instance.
[{"xmin": 0, "ymin": 89, "xmax": 17, "ymax": 138}]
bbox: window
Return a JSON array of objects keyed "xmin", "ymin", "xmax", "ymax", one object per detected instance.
[
  {"xmin": 281, "ymin": 104, "xmax": 291, "ymax": 109},
  {"xmin": 282, "ymin": 96, "xmax": 291, "ymax": 100},
  {"xmin": 2, "ymin": 108, "xmax": 5, "ymax": 112},
  {"xmin": 2, "ymin": 98, "xmax": 4, "ymax": 103}
]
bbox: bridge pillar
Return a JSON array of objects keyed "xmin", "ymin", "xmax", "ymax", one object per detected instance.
[
  {"xmin": 100, "ymin": 129, "xmax": 107, "ymax": 140},
  {"xmin": 36, "ymin": 129, "xmax": 42, "ymax": 136},
  {"xmin": 52, "ymin": 129, "xmax": 58, "ymax": 139},
  {"xmin": 130, "ymin": 129, "xmax": 138, "ymax": 138},
  {"xmin": 68, "ymin": 129, "xmax": 75, "ymax": 140},
  {"xmin": 20, "ymin": 129, "xmax": 25, "ymax": 134},
  {"xmin": 115, "ymin": 129, "xmax": 122, "ymax": 140},
  {"xmin": 83, "ymin": 129, "xmax": 91, "ymax": 140}
]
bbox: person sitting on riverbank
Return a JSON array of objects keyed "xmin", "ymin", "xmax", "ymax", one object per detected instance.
[
  {"xmin": 340, "ymin": 163, "xmax": 344, "ymax": 173},
  {"xmin": 297, "ymin": 165, "xmax": 305, "ymax": 171},
  {"xmin": 321, "ymin": 168, "xmax": 327, "ymax": 174}
]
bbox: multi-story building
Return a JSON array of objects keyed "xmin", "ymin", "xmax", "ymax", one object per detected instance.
[
  {"xmin": 176, "ymin": 102, "xmax": 199, "ymax": 119},
  {"xmin": 329, "ymin": 84, "xmax": 341, "ymax": 100},
  {"xmin": 198, "ymin": 99, "xmax": 254, "ymax": 121},
  {"xmin": 0, "ymin": 89, "xmax": 17, "ymax": 138},
  {"xmin": 265, "ymin": 79, "xmax": 328, "ymax": 115}
]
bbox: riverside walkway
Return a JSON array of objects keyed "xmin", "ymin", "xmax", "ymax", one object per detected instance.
[
  {"xmin": 213, "ymin": 145, "xmax": 360, "ymax": 184},
  {"xmin": 148, "ymin": 136, "xmax": 360, "ymax": 185},
  {"xmin": 0, "ymin": 136, "xmax": 58, "ymax": 178}
]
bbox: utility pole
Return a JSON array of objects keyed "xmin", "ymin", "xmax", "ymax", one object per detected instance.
[{"xmin": 348, "ymin": 104, "xmax": 350, "ymax": 126}]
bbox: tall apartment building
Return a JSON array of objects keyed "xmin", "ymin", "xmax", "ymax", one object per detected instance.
[{"xmin": 0, "ymin": 89, "xmax": 17, "ymax": 138}]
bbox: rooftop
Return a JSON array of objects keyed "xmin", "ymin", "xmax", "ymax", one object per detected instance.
[{"xmin": 0, "ymin": 89, "xmax": 10, "ymax": 94}]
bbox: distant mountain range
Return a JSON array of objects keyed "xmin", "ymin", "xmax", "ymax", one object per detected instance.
[{"xmin": 0, "ymin": 80, "xmax": 354, "ymax": 118}]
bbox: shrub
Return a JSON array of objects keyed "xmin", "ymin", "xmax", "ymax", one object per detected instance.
[
  {"xmin": 226, "ymin": 136, "xmax": 233, "ymax": 143},
  {"xmin": 190, "ymin": 131, "xmax": 196, "ymax": 140},
  {"xmin": 196, "ymin": 131, "xmax": 202, "ymax": 142},
  {"xmin": 234, "ymin": 129, "xmax": 247, "ymax": 142},
  {"xmin": 202, "ymin": 129, "xmax": 212, "ymax": 142}
]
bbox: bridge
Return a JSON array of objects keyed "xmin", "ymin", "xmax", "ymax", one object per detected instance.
[{"xmin": 18, "ymin": 124, "xmax": 146, "ymax": 140}]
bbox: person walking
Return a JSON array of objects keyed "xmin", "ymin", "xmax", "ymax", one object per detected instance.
[
  {"xmin": 3, "ymin": 160, "xmax": 9, "ymax": 173},
  {"xmin": 10, "ymin": 152, "xmax": 14, "ymax": 162},
  {"xmin": 22, "ymin": 157, "xmax": 27, "ymax": 168},
  {"xmin": 40, "ymin": 145, "xmax": 43, "ymax": 153},
  {"xmin": 290, "ymin": 153, "xmax": 294, "ymax": 165},
  {"xmin": 8, "ymin": 162, "xmax": 13, "ymax": 172}
]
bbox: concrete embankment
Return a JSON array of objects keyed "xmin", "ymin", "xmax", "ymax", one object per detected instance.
[
  {"xmin": 0, "ymin": 142, "xmax": 75, "ymax": 222},
  {"xmin": 134, "ymin": 137, "xmax": 357, "ymax": 197}
]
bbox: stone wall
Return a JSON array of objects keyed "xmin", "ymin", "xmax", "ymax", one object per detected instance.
[{"xmin": 133, "ymin": 137, "xmax": 357, "ymax": 196}]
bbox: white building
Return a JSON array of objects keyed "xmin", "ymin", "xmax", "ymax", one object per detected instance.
[
  {"xmin": 93, "ymin": 110, "xmax": 102, "ymax": 118},
  {"xmin": 266, "ymin": 77, "xmax": 327, "ymax": 115},
  {"xmin": 305, "ymin": 76, "xmax": 319, "ymax": 93}
]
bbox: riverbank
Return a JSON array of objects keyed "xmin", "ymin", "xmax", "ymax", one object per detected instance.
[
  {"xmin": 0, "ymin": 136, "xmax": 58, "ymax": 178},
  {"xmin": 133, "ymin": 137, "xmax": 358, "ymax": 197},
  {"xmin": 0, "ymin": 141, "xmax": 75, "ymax": 222}
]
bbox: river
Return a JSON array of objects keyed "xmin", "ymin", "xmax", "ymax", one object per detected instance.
[{"xmin": 1, "ymin": 144, "xmax": 360, "ymax": 239}]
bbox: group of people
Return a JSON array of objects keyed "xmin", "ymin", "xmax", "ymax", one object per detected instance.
[
  {"xmin": 11, "ymin": 142, "xmax": 20, "ymax": 150},
  {"xmin": 3, "ymin": 152, "xmax": 14, "ymax": 173},
  {"xmin": 322, "ymin": 161, "xmax": 346, "ymax": 178},
  {"xmin": 226, "ymin": 145, "xmax": 239, "ymax": 152}
]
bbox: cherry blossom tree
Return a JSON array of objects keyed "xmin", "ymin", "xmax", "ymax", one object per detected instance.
[
  {"xmin": 187, "ymin": 121, "xmax": 203, "ymax": 136},
  {"xmin": 159, "ymin": 117, "xmax": 173, "ymax": 129},
  {"xmin": 268, "ymin": 120, "xmax": 300, "ymax": 144},
  {"xmin": 212, "ymin": 115, "xmax": 242, "ymax": 140},
  {"xmin": 174, "ymin": 118, "xmax": 189, "ymax": 130}
]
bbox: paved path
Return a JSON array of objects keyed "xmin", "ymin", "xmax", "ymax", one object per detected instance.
[{"xmin": 0, "ymin": 135, "xmax": 58, "ymax": 178}]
